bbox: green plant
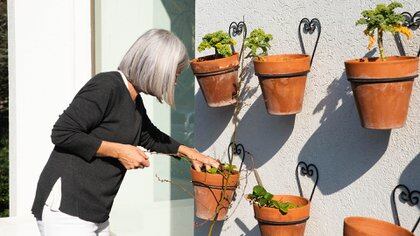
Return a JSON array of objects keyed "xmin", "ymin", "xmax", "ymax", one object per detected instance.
[
  {"xmin": 244, "ymin": 28, "xmax": 273, "ymax": 59},
  {"xmin": 356, "ymin": 1, "xmax": 412, "ymax": 60},
  {"xmin": 247, "ymin": 185, "xmax": 297, "ymax": 215},
  {"xmin": 207, "ymin": 163, "xmax": 237, "ymax": 175},
  {"xmin": 198, "ymin": 30, "xmax": 236, "ymax": 58}
]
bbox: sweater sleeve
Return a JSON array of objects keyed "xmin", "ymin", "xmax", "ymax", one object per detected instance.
[
  {"xmin": 51, "ymin": 76, "xmax": 114, "ymax": 162},
  {"xmin": 137, "ymin": 96, "xmax": 181, "ymax": 155}
]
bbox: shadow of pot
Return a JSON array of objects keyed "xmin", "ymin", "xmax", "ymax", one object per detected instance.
[
  {"xmin": 343, "ymin": 216, "xmax": 414, "ymax": 236},
  {"xmin": 344, "ymin": 56, "xmax": 419, "ymax": 129},
  {"xmin": 190, "ymin": 53, "xmax": 239, "ymax": 107},
  {"xmin": 190, "ymin": 168, "xmax": 239, "ymax": 221},
  {"xmin": 254, "ymin": 54, "xmax": 311, "ymax": 115},
  {"xmin": 253, "ymin": 195, "xmax": 310, "ymax": 236}
]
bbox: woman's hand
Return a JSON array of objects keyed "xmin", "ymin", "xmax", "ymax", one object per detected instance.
[
  {"xmin": 177, "ymin": 145, "xmax": 220, "ymax": 172},
  {"xmin": 97, "ymin": 141, "xmax": 150, "ymax": 170},
  {"xmin": 115, "ymin": 144, "xmax": 150, "ymax": 170}
]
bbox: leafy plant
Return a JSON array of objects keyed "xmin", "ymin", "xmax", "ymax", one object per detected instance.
[
  {"xmin": 247, "ymin": 185, "xmax": 297, "ymax": 215},
  {"xmin": 244, "ymin": 28, "xmax": 273, "ymax": 59},
  {"xmin": 198, "ymin": 30, "xmax": 236, "ymax": 58},
  {"xmin": 207, "ymin": 163, "xmax": 237, "ymax": 175},
  {"xmin": 356, "ymin": 1, "xmax": 412, "ymax": 60}
]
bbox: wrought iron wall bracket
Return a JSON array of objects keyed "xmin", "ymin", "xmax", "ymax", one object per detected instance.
[
  {"xmin": 295, "ymin": 161, "xmax": 319, "ymax": 201},
  {"xmin": 228, "ymin": 20, "xmax": 248, "ymax": 61},
  {"xmin": 298, "ymin": 18, "xmax": 321, "ymax": 66},
  {"xmin": 395, "ymin": 11, "xmax": 420, "ymax": 57},
  {"xmin": 228, "ymin": 142, "xmax": 247, "ymax": 172},
  {"xmin": 391, "ymin": 184, "xmax": 420, "ymax": 233}
]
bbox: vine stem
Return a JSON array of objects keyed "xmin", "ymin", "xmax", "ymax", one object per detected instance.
[{"xmin": 378, "ymin": 29, "xmax": 385, "ymax": 60}]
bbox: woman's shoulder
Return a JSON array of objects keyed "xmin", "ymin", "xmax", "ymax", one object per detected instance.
[
  {"xmin": 75, "ymin": 71, "xmax": 125, "ymax": 99},
  {"xmin": 90, "ymin": 71, "xmax": 124, "ymax": 89}
]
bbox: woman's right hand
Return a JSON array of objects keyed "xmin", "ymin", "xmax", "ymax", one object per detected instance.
[
  {"xmin": 116, "ymin": 144, "xmax": 150, "ymax": 170},
  {"xmin": 97, "ymin": 141, "xmax": 150, "ymax": 170}
]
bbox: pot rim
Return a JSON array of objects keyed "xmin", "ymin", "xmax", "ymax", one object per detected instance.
[
  {"xmin": 189, "ymin": 166, "xmax": 240, "ymax": 176},
  {"xmin": 253, "ymin": 194, "xmax": 310, "ymax": 211},
  {"xmin": 344, "ymin": 216, "xmax": 414, "ymax": 235},
  {"xmin": 253, "ymin": 53, "xmax": 310, "ymax": 63},
  {"xmin": 344, "ymin": 56, "xmax": 419, "ymax": 65},
  {"xmin": 190, "ymin": 52, "xmax": 239, "ymax": 65}
]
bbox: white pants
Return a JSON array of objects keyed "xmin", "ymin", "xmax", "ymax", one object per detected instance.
[{"xmin": 36, "ymin": 204, "xmax": 110, "ymax": 236}]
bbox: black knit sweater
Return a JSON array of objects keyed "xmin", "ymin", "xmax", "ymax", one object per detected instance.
[{"xmin": 31, "ymin": 71, "xmax": 181, "ymax": 223}]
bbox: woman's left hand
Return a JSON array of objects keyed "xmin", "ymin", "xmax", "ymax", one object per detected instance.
[{"xmin": 178, "ymin": 145, "xmax": 220, "ymax": 172}]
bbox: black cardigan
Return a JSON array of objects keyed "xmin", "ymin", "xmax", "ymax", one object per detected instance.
[{"xmin": 31, "ymin": 71, "xmax": 181, "ymax": 223}]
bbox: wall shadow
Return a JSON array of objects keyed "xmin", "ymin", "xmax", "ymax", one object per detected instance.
[
  {"xmin": 234, "ymin": 218, "xmax": 259, "ymax": 236},
  {"xmin": 298, "ymin": 60, "xmax": 391, "ymax": 194},
  {"xmin": 237, "ymin": 95, "xmax": 295, "ymax": 168},
  {"xmin": 194, "ymin": 218, "xmax": 225, "ymax": 236},
  {"xmin": 194, "ymin": 90, "xmax": 235, "ymax": 152},
  {"xmin": 399, "ymin": 153, "xmax": 420, "ymax": 210}
]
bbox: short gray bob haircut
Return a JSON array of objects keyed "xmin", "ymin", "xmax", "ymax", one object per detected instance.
[{"xmin": 118, "ymin": 29, "xmax": 189, "ymax": 106}]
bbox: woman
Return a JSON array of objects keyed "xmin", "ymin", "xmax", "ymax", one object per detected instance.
[{"xmin": 31, "ymin": 29, "xmax": 219, "ymax": 235}]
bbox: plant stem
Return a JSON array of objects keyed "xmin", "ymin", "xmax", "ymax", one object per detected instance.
[{"xmin": 378, "ymin": 29, "xmax": 385, "ymax": 60}]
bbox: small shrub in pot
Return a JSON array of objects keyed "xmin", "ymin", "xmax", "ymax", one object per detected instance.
[
  {"xmin": 190, "ymin": 31, "xmax": 239, "ymax": 107},
  {"xmin": 345, "ymin": 2, "xmax": 418, "ymax": 129},
  {"xmin": 247, "ymin": 185, "xmax": 310, "ymax": 236},
  {"xmin": 190, "ymin": 163, "xmax": 239, "ymax": 221},
  {"xmin": 245, "ymin": 28, "xmax": 311, "ymax": 115}
]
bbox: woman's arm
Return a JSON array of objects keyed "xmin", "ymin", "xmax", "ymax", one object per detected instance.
[
  {"xmin": 97, "ymin": 141, "xmax": 150, "ymax": 169},
  {"xmin": 51, "ymin": 76, "xmax": 114, "ymax": 162},
  {"xmin": 137, "ymin": 95, "xmax": 219, "ymax": 171}
]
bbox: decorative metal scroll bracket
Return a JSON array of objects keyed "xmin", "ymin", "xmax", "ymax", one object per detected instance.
[
  {"xmin": 391, "ymin": 184, "xmax": 420, "ymax": 233},
  {"xmin": 228, "ymin": 20, "xmax": 248, "ymax": 61},
  {"xmin": 298, "ymin": 18, "xmax": 321, "ymax": 66},
  {"xmin": 228, "ymin": 142, "xmax": 246, "ymax": 172},
  {"xmin": 295, "ymin": 161, "xmax": 319, "ymax": 201},
  {"xmin": 395, "ymin": 11, "xmax": 420, "ymax": 57}
]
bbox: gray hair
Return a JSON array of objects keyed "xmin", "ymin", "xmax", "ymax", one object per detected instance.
[{"xmin": 118, "ymin": 29, "xmax": 189, "ymax": 106}]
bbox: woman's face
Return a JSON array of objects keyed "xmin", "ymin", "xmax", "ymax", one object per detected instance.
[{"xmin": 175, "ymin": 67, "xmax": 182, "ymax": 85}]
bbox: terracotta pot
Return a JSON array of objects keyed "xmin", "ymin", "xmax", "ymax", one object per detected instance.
[
  {"xmin": 253, "ymin": 54, "xmax": 311, "ymax": 115},
  {"xmin": 190, "ymin": 53, "xmax": 239, "ymax": 107},
  {"xmin": 344, "ymin": 216, "xmax": 414, "ymax": 236},
  {"xmin": 190, "ymin": 168, "xmax": 239, "ymax": 221},
  {"xmin": 345, "ymin": 56, "xmax": 419, "ymax": 129},
  {"xmin": 253, "ymin": 195, "xmax": 310, "ymax": 236}
]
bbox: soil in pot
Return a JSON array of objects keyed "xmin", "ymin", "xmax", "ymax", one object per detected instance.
[
  {"xmin": 190, "ymin": 53, "xmax": 239, "ymax": 107},
  {"xmin": 253, "ymin": 54, "xmax": 311, "ymax": 115},
  {"xmin": 253, "ymin": 195, "xmax": 310, "ymax": 236},
  {"xmin": 344, "ymin": 216, "xmax": 414, "ymax": 236},
  {"xmin": 190, "ymin": 167, "xmax": 239, "ymax": 221},
  {"xmin": 345, "ymin": 56, "xmax": 419, "ymax": 129}
]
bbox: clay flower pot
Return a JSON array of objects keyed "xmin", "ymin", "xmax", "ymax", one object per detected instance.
[
  {"xmin": 190, "ymin": 168, "xmax": 239, "ymax": 221},
  {"xmin": 253, "ymin": 54, "xmax": 311, "ymax": 115},
  {"xmin": 344, "ymin": 216, "xmax": 414, "ymax": 236},
  {"xmin": 345, "ymin": 56, "xmax": 419, "ymax": 129},
  {"xmin": 190, "ymin": 53, "xmax": 239, "ymax": 107},
  {"xmin": 253, "ymin": 195, "xmax": 310, "ymax": 236}
]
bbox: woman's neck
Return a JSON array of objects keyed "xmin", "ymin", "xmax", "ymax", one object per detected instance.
[{"xmin": 126, "ymin": 81, "xmax": 139, "ymax": 102}]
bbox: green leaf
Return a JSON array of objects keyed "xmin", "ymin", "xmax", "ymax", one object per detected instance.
[
  {"xmin": 207, "ymin": 167, "xmax": 218, "ymax": 174},
  {"xmin": 252, "ymin": 185, "xmax": 267, "ymax": 197},
  {"xmin": 259, "ymin": 198, "xmax": 267, "ymax": 206},
  {"xmin": 263, "ymin": 192, "xmax": 273, "ymax": 201}
]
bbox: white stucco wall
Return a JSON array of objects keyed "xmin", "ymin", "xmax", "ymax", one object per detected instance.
[
  {"xmin": 4, "ymin": 0, "xmax": 92, "ymax": 234},
  {"xmin": 194, "ymin": 1, "xmax": 419, "ymax": 235}
]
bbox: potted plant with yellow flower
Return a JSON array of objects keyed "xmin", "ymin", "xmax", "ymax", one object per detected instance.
[{"xmin": 345, "ymin": 2, "xmax": 418, "ymax": 129}]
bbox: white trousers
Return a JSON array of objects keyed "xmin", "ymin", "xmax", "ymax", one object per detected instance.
[{"xmin": 36, "ymin": 204, "xmax": 110, "ymax": 236}]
